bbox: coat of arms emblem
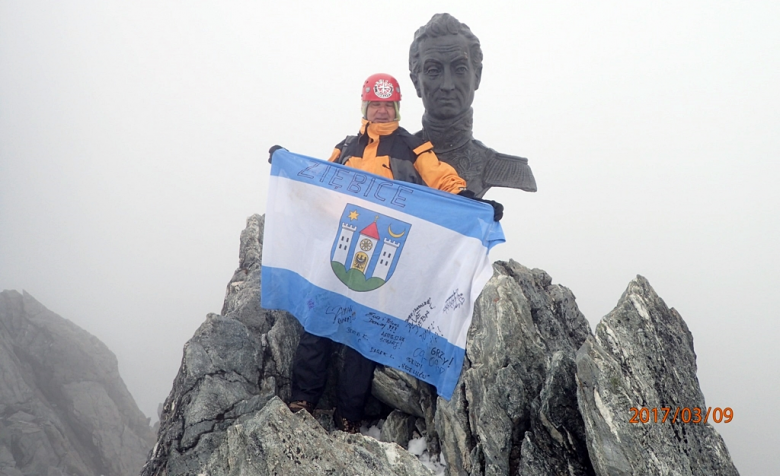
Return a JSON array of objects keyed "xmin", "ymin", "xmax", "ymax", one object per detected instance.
[{"xmin": 331, "ymin": 204, "xmax": 411, "ymax": 292}]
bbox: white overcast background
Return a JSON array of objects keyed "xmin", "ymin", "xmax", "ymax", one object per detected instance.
[{"xmin": 1, "ymin": 1, "xmax": 777, "ymax": 474}]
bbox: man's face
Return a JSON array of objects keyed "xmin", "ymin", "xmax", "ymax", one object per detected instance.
[
  {"xmin": 414, "ymin": 34, "xmax": 481, "ymax": 120},
  {"xmin": 366, "ymin": 101, "xmax": 396, "ymax": 123}
]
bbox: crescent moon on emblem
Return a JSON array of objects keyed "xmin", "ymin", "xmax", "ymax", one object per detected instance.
[{"xmin": 387, "ymin": 225, "xmax": 405, "ymax": 238}]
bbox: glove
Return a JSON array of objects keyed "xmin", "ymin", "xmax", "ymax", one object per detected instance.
[
  {"xmin": 458, "ymin": 189, "xmax": 504, "ymax": 222},
  {"xmin": 268, "ymin": 145, "xmax": 287, "ymax": 164},
  {"xmin": 484, "ymin": 199, "xmax": 504, "ymax": 222}
]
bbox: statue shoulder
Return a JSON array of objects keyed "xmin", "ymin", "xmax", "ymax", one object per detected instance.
[{"xmin": 476, "ymin": 141, "xmax": 538, "ymax": 192}]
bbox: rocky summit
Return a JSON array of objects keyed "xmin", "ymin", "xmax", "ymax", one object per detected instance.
[
  {"xmin": 0, "ymin": 290, "xmax": 155, "ymax": 476},
  {"xmin": 576, "ymin": 277, "xmax": 738, "ymax": 476},
  {"xmin": 142, "ymin": 214, "xmax": 738, "ymax": 475}
]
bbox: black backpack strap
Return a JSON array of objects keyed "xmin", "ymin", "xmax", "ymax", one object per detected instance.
[
  {"xmin": 336, "ymin": 135, "xmax": 358, "ymax": 164},
  {"xmin": 389, "ymin": 156, "xmax": 424, "ymax": 185},
  {"xmin": 395, "ymin": 128, "xmax": 427, "ymax": 154},
  {"xmin": 388, "ymin": 128, "xmax": 425, "ymax": 185}
]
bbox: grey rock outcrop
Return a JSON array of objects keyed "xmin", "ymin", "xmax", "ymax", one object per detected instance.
[
  {"xmin": 142, "ymin": 215, "xmax": 306, "ymax": 476},
  {"xmin": 426, "ymin": 261, "xmax": 594, "ymax": 476},
  {"xmin": 200, "ymin": 397, "xmax": 433, "ymax": 476},
  {"xmin": 372, "ymin": 261, "xmax": 595, "ymax": 475},
  {"xmin": 576, "ymin": 276, "xmax": 739, "ymax": 476},
  {"xmin": 0, "ymin": 290, "xmax": 155, "ymax": 476},
  {"xmin": 143, "ymin": 214, "xmax": 738, "ymax": 475},
  {"xmin": 380, "ymin": 410, "xmax": 417, "ymax": 448}
]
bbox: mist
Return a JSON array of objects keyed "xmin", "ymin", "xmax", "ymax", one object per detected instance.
[{"xmin": 1, "ymin": 2, "xmax": 777, "ymax": 474}]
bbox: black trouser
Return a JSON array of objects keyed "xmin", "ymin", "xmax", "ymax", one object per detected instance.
[{"xmin": 290, "ymin": 331, "xmax": 376, "ymax": 421}]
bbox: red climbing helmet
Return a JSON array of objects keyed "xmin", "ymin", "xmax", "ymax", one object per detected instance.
[{"xmin": 361, "ymin": 73, "xmax": 402, "ymax": 102}]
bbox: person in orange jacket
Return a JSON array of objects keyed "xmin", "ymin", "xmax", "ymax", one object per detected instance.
[
  {"xmin": 327, "ymin": 73, "xmax": 467, "ymax": 194},
  {"xmin": 280, "ymin": 73, "xmax": 502, "ymax": 434}
]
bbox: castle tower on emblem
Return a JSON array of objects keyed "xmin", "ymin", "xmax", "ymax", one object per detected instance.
[
  {"xmin": 374, "ymin": 238, "xmax": 400, "ymax": 281},
  {"xmin": 331, "ymin": 204, "xmax": 412, "ymax": 292},
  {"xmin": 351, "ymin": 219, "xmax": 379, "ymax": 274},
  {"xmin": 334, "ymin": 223, "xmax": 357, "ymax": 265}
]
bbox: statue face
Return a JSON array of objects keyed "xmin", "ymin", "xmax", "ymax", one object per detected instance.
[{"xmin": 414, "ymin": 34, "xmax": 481, "ymax": 120}]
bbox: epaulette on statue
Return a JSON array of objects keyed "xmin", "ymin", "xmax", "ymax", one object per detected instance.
[{"xmin": 482, "ymin": 146, "xmax": 537, "ymax": 192}]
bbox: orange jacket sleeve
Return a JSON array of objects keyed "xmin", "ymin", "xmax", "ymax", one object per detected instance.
[{"xmin": 412, "ymin": 142, "xmax": 467, "ymax": 194}]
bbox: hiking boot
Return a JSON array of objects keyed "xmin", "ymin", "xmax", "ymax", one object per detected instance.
[
  {"xmin": 287, "ymin": 400, "xmax": 315, "ymax": 415},
  {"xmin": 333, "ymin": 409, "xmax": 361, "ymax": 434}
]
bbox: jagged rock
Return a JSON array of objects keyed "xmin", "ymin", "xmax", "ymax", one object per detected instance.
[
  {"xmin": 200, "ymin": 397, "xmax": 433, "ymax": 475},
  {"xmin": 144, "ymin": 215, "xmax": 332, "ymax": 475},
  {"xmin": 373, "ymin": 367, "xmax": 427, "ymax": 418},
  {"xmin": 430, "ymin": 261, "xmax": 594, "ymax": 476},
  {"xmin": 0, "ymin": 290, "xmax": 155, "ymax": 476},
  {"xmin": 381, "ymin": 410, "xmax": 417, "ymax": 448},
  {"xmin": 144, "ymin": 215, "xmax": 738, "ymax": 475},
  {"xmin": 576, "ymin": 276, "xmax": 739, "ymax": 476},
  {"xmin": 372, "ymin": 262, "xmax": 595, "ymax": 475},
  {"xmin": 142, "ymin": 215, "xmax": 287, "ymax": 475},
  {"xmin": 517, "ymin": 351, "xmax": 592, "ymax": 475},
  {"xmin": 373, "ymin": 366, "xmax": 440, "ymax": 456}
]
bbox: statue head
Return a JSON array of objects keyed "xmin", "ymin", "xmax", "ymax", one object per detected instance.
[{"xmin": 409, "ymin": 13, "xmax": 483, "ymax": 120}]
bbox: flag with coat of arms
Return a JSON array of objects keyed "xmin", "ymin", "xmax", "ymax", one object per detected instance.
[{"xmin": 261, "ymin": 149, "xmax": 504, "ymax": 399}]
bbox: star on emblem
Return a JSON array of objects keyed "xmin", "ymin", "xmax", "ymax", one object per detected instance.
[{"xmin": 348, "ymin": 210, "xmax": 359, "ymax": 220}]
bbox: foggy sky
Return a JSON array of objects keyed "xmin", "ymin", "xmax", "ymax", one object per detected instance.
[{"xmin": 1, "ymin": 1, "xmax": 778, "ymax": 474}]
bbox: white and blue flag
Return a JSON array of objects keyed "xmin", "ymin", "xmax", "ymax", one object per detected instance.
[{"xmin": 261, "ymin": 149, "xmax": 504, "ymax": 399}]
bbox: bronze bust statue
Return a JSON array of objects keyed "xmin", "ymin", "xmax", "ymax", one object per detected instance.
[{"xmin": 409, "ymin": 13, "xmax": 537, "ymax": 198}]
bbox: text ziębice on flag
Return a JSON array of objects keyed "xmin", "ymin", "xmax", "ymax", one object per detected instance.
[{"xmin": 261, "ymin": 149, "xmax": 504, "ymax": 399}]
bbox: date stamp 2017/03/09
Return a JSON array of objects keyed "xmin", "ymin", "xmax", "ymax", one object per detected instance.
[{"xmin": 629, "ymin": 407, "xmax": 733, "ymax": 424}]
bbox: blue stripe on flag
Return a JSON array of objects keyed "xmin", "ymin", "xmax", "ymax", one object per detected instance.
[
  {"xmin": 271, "ymin": 149, "xmax": 504, "ymax": 250},
  {"xmin": 261, "ymin": 265, "xmax": 465, "ymax": 399}
]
